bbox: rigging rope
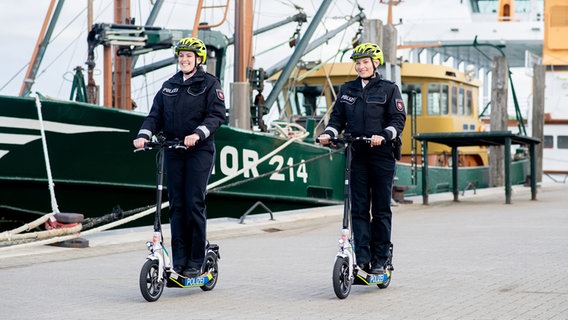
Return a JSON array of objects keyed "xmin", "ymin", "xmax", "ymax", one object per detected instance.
[{"xmin": 34, "ymin": 93, "xmax": 60, "ymax": 214}]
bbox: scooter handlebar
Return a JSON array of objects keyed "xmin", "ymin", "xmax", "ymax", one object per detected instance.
[
  {"xmin": 316, "ymin": 136, "xmax": 373, "ymax": 145},
  {"xmin": 134, "ymin": 139, "xmax": 187, "ymax": 152}
]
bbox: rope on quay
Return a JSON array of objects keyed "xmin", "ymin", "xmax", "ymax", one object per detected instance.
[{"xmin": 0, "ymin": 202, "xmax": 167, "ymax": 252}]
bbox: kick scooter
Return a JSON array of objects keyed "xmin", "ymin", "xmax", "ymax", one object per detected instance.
[
  {"xmin": 321, "ymin": 135, "xmax": 394, "ymax": 299},
  {"xmin": 135, "ymin": 136, "xmax": 220, "ymax": 302}
]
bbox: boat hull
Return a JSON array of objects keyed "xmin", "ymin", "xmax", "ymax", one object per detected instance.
[
  {"xmin": 0, "ymin": 94, "xmax": 530, "ymax": 230},
  {"xmin": 0, "ymin": 95, "xmax": 345, "ymax": 229}
]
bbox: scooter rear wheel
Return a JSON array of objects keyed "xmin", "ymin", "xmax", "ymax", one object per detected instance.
[
  {"xmin": 139, "ymin": 259, "xmax": 165, "ymax": 302},
  {"xmin": 200, "ymin": 251, "xmax": 219, "ymax": 291},
  {"xmin": 332, "ymin": 256, "xmax": 352, "ymax": 299}
]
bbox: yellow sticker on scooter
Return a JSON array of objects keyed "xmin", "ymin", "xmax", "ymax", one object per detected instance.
[{"xmin": 168, "ymin": 273, "xmax": 212, "ymax": 288}]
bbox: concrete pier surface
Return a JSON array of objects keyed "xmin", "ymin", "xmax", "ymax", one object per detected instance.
[{"xmin": 1, "ymin": 183, "xmax": 567, "ymax": 319}]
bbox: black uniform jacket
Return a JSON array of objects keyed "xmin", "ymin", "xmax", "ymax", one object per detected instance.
[
  {"xmin": 136, "ymin": 68, "xmax": 226, "ymax": 148},
  {"xmin": 324, "ymin": 74, "xmax": 406, "ymax": 142}
]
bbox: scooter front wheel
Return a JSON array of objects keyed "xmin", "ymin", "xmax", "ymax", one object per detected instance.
[
  {"xmin": 332, "ymin": 256, "xmax": 352, "ymax": 299},
  {"xmin": 139, "ymin": 259, "xmax": 165, "ymax": 302}
]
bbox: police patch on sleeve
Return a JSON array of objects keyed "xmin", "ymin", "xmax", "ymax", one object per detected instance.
[
  {"xmin": 395, "ymin": 99, "xmax": 404, "ymax": 112},
  {"xmin": 216, "ymin": 89, "xmax": 225, "ymax": 101}
]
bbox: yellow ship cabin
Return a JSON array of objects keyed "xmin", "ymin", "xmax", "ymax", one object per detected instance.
[{"xmin": 273, "ymin": 61, "xmax": 488, "ymax": 168}]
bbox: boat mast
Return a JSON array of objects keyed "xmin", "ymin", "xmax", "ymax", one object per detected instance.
[
  {"xmin": 233, "ymin": 0, "xmax": 254, "ymax": 82},
  {"xmin": 86, "ymin": 0, "xmax": 99, "ymax": 104},
  {"xmin": 112, "ymin": 0, "xmax": 133, "ymax": 110},
  {"xmin": 20, "ymin": 0, "xmax": 65, "ymax": 97},
  {"xmin": 264, "ymin": 0, "xmax": 334, "ymax": 111},
  {"xmin": 230, "ymin": 0, "xmax": 254, "ymax": 130},
  {"xmin": 380, "ymin": 0, "xmax": 401, "ymax": 25}
]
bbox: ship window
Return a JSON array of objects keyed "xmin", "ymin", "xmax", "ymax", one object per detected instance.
[
  {"xmin": 427, "ymin": 83, "xmax": 449, "ymax": 115},
  {"xmin": 293, "ymin": 85, "xmax": 325, "ymax": 116},
  {"xmin": 558, "ymin": 136, "xmax": 568, "ymax": 149},
  {"xmin": 326, "ymin": 85, "xmax": 341, "ymax": 114},
  {"xmin": 543, "ymin": 135, "xmax": 553, "ymax": 148},
  {"xmin": 451, "ymin": 86, "xmax": 458, "ymax": 115},
  {"xmin": 401, "ymin": 83, "xmax": 422, "ymax": 115},
  {"xmin": 470, "ymin": 0, "xmax": 543, "ymax": 15},
  {"xmin": 458, "ymin": 87, "xmax": 465, "ymax": 115},
  {"xmin": 550, "ymin": 5, "xmax": 568, "ymax": 27},
  {"xmin": 465, "ymin": 90, "xmax": 473, "ymax": 116},
  {"xmin": 441, "ymin": 85, "xmax": 449, "ymax": 115}
]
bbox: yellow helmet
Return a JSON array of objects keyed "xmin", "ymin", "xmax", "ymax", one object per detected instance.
[
  {"xmin": 175, "ymin": 37, "xmax": 207, "ymax": 63},
  {"xmin": 350, "ymin": 43, "xmax": 384, "ymax": 65}
]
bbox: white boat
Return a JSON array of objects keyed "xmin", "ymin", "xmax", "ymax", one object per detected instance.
[{"xmin": 387, "ymin": 0, "xmax": 567, "ymax": 183}]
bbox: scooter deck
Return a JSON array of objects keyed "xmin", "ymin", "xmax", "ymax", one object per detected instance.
[
  {"xmin": 354, "ymin": 269, "xmax": 390, "ymax": 285},
  {"xmin": 166, "ymin": 272, "xmax": 213, "ymax": 288}
]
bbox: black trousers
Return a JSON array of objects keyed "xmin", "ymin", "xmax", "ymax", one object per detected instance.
[
  {"xmin": 165, "ymin": 145, "xmax": 215, "ymax": 270},
  {"xmin": 350, "ymin": 144, "xmax": 396, "ymax": 267}
]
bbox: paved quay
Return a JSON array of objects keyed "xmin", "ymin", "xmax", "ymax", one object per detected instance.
[{"xmin": 1, "ymin": 183, "xmax": 567, "ymax": 320}]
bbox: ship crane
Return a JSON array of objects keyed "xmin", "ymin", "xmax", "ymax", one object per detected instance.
[{"xmin": 83, "ymin": 7, "xmax": 308, "ymax": 110}]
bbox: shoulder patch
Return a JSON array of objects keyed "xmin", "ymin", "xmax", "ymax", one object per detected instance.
[
  {"xmin": 216, "ymin": 88, "xmax": 225, "ymax": 101},
  {"xmin": 395, "ymin": 99, "xmax": 404, "ymax": 112}
]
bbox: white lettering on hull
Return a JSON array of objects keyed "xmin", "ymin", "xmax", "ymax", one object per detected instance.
[{"xmin": 213, "ymin": 145, "xmax": 308, "ymax": 183}]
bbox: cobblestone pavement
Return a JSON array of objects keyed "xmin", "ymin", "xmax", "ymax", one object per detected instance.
[{"xmin": 1, "ymin": 184, "xmax": 567, "ymax": 320}]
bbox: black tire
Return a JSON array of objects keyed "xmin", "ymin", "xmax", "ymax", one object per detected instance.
[
  {"xmin": 332, "ymin": 256, "xmax": 352, "ymax": 299},
  {"xmin": 139, "ymin": 259, "xmax": 165, "ymax": 302},
  {"xmin": 378, "ymin": 244, "xmax": 394, "ymax": 289},
  {"xmin": 200, "ymin": 251, "xmax": 219, "ymax": 291}
]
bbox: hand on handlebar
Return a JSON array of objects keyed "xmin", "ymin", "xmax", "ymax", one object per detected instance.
[
  {"xmin": 184, "ymin": 133, "xmax": 200, "ymax": 148},
  {"xmin": 133, "ymin": 137, "xmax": 148, "ymax": 149},
  {"xmin": 316, "ymin": 134, "xmax": 332, "ymax": 146},
  {"xmin": 369, "ymin": 134, "xmax": 385, "ymax": 148}
]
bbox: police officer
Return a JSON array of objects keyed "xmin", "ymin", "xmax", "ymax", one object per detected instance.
[
  {"xmin": 133, "ymin": 37, "xmax": 226, "ymax": 278},
  {"xmin": 317, "ymin": 43, "xmax": 406, "ymax": 274}
]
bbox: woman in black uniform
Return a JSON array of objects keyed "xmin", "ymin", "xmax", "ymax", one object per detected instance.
[
  {"xmin": 318, "ymin": 43, "xmax": 406, "ymax": 275},
  {"xmin": 133, "ymin": 37, "xmax": 226, "ymax": 278}
]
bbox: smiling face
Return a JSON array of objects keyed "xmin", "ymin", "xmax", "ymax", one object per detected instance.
[
  {"xmin": 178, "ymin": 50, "xmax": 201, "ymax": 74},
  {"xmin": 354, "ymin": 57, "xmax": 379, "ymax": 79}
]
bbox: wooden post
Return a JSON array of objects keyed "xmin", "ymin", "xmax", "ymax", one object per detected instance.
[
  {"xmin": 361, "ymin": 19, "xmax": 397, "ymax": 80},
  {"xmin": 504, "ymin": 137, "xmax": 512, "ymax": 204},
  {"xmin": 361, "ymin": 18, "xmax": 398, "ymax": 65},
  {"xmin": 452, "ymin": 146, "xmax": 459, "ymax": 202},
  {"xmin": 489, "ymin": 56, "xmax": 509, "ymax": 187},
  {"xmin": 421, "ymin": 141, "xmax": 429, "ymax": 205},
  {"xmin": 532, "ymin": 64, "xmax": 545, "ymax": 182},
  {"xmin": 382, "ymin": 24, "xmax": 398, "ymax": 65},
  {"xmin": 361, "ymin": 19, "xmax": 383, "ymax": 48},
  {"xmin": 229, "ymin": 82, "xmax": 251, "ymax": 130}
]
